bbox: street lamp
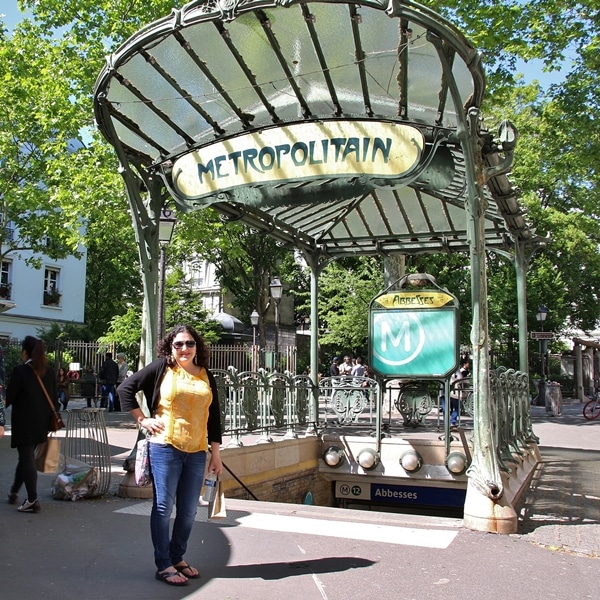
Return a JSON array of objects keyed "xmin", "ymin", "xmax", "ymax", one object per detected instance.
[
  {"xmin": 269, "ymin": 277, "xmax": 283, "ymax": 371},
  {"xmin": 536, "ymin": 305, "xmax": 549, "ymax": 406},
  {"xmin": 250, "ymin": 309, "xmax": 259, "ymax": 371},
  {"xmin": 157, "ymin": 208, "xmax": 177, "ymax": 340}
]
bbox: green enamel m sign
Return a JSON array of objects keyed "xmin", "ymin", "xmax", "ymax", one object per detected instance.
[{"xmin": 369, "ymin": 290, "xmax": 459, "ymax": 378}]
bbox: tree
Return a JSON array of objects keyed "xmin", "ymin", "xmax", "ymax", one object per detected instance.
[
  {"xmin": 80, "ymin": 147, "xmax": 143, "ymax": 338},
  {"xmin": 100, "ymin": 264, "xmax": 224, "ymax": 352},
  {"xmin": 485, "ymin": 81, "xmax": 600, "ymax": 339},
  {"xmin": 163, "ymin": 266, "xmax": 223, "ymax": 343},
  {"xmin": 1, "ymin": 17, "xmax": 147, "ymax": 341},
  {"xmin": 173, "ymin": 210, "xmax": 292, "ymax": 347},
  {"xmin": 0, "ymin": 23, "xmax": 87, "ymax": 267},
  {"xmin": 99, "ymin": 305, "xmax": 142, "ymax": 358},
  {"xmin": 8, "ymin": 0, "xmax": 600, "ymax": 360},
  {"xmin": 317, "ymin": 257, "xmax": 384, "ymax": 362}
]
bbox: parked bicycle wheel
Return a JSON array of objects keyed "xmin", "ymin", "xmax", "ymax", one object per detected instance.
[{"xmin": 583, "ymin": 398, "xmax": 600, "ymax": 420}]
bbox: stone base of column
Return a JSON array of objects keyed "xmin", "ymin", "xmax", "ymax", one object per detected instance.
[
  {"xmin": 463, "ymin": 482, "xmax": 518, "ymax": 533},
  {"xmin": 463, "ymin": 445, "xmax": 541, "ymax": 534},
  {"xmin": 118, "ymin": 470, "xmax": 153, "ymax": 499}
]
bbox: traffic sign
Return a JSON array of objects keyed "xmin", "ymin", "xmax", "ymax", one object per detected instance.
[{"xmin": 530, "ymin": 331, "xmax": 554, "ymax": 340}]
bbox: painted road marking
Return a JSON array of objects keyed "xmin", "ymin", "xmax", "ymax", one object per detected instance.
[
  {"xmin": 234, "ymin": 513, "xmax": 457, "ymax": 548},
  {"xmin": 116, "ymin": 503, "xmax": 458, "ymax": 549}
]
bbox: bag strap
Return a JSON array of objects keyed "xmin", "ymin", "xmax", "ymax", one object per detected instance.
[{"xmin": 30, "ymin": 365, "xmax": 56, "ymax": 411}]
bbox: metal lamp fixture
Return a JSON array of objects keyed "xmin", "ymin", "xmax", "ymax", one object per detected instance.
[
  {"xmin": 536, "ymin": 305, "xmax": 549, "ymax": 324},
  {"xmin": 250, "ymin": 309, "xmax": 259, "ymax": 346},
  {"xmin": 250, "ymin": 309, "xmax": 260, "ymax": 370},
  {"xmin": 357, "ymin": 448, "xmax": 380, "ymax": 471},
  {"xmin": 322, "ymin": 446, "xmax": 345, "ymax": 468},
  {"xmin": 158, "ymin": 208, "xmax": 177, "ymax": 245},
  {"xmin": 269, "ymin": 277, "xmax": 283, "ymax": 371},
  {"xmin": 157, "ymin": 208, "xmax": 177, "ymax": 339},
  {"xmin": 535, "ymin": 304, "xmax": 550, "ymax": 407},
  {"xmin": 269, "ymin": 277, "xmax": 283, "ymax": 300},
  {"xmin": 400, "ymin": 450, "xmax": 423, "ymax": 473},
  {"xmin": 446, "ymin": 451, "xmax": 468, "ymax": 475}
]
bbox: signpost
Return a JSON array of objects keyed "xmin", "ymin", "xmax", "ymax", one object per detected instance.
[{"xmin": 530, "ymin": 331, "xmax": 554, "ymax": 340}]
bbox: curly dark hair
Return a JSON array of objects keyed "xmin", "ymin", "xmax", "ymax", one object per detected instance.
[{"xmin": 157, "ymin": 324, "xmax": 210, "ymax": 368}]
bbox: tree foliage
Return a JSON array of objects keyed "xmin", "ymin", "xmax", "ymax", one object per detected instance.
[
  {"xmin": 2, "ymin": 0, "xmax": 598, "ymax": 367},
  {"xmin": 318, "ymin": 257, "xmax": 384, "ymax": 360},
  {"xmin": 0, "ymin": 23, "xmax": 87, "ymax": 267},
  {"xmin": 173, "ymin": 210, "xmax": 292, "ymax": 343},
  {"xmin": 163, "ymin": 266, "xmax": 223, "ymax": 343}
]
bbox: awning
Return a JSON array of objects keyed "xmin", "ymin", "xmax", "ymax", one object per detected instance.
[{"xmin": 94, "ymin": 0, "xmax": 543, "ymax": 259}]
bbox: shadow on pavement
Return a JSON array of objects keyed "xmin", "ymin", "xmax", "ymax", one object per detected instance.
[
  {"xmin": 517, "ymin": 446, "xmax": 600, "ymax": 558},
  {"xmin": 211, "ymin": 556, "xmax": 376, "ymax": 580}
]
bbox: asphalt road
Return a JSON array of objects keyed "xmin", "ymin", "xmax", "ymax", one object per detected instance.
[{"xmin": 1, "ymin": 398, "xmax": 599, "ymax": 599}]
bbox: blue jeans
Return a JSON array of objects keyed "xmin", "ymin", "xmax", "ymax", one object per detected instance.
[
  {"xmin": 440, "ymin": 394, "xmax": 459, "ymax": 426},
  {"xmin": 101, "ymin": 384, "xmax": 116, "ymax": 410},
  {"xmin": 148, "ymin": 443, "xmax": 207, "ymax": 571}
]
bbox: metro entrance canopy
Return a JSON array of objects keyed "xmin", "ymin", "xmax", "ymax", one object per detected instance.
[{"xmin": 94, "ymin": 0, "xmax": 542, "ymax": 259}]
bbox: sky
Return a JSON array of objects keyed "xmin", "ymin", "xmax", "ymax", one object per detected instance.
[
  {"xmin": 1, "ymin": 2, "xmax": 28, "ymax": 31},
  {"xmin": 2, "ymin": 1, "xmax": 565, "ymax": 88}
]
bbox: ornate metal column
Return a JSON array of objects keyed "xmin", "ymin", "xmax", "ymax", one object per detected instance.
[{"xmin": 461, "ymin": 108, "xmax": 515, "ymax": 532}]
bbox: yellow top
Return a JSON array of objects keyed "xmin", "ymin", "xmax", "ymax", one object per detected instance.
[{"xmin": 151, "ymin": 365, "xmax": 213, "ymax": 452}]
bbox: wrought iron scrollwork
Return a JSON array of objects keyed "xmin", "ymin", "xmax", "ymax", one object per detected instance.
[{"xmin": 394, "ymin": 381, "xmax": 433, "ymax": 427}]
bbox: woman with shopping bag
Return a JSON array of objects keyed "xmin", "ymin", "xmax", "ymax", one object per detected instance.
[{"xmin": 6, "ymin": 335, "xmax": 59, "ymax": 513}]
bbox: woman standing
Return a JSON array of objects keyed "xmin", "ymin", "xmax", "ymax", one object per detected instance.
[
  {"xmin": 6, "ymin": 335, "xmax": 58, "ymax": 512},
  {"xmin": 118, "ymin": 324, "xmax": 222, "ymax": 586},
  {"xmin": 56, "ymin": 366, "xmax": 70, "ymax": 410}
]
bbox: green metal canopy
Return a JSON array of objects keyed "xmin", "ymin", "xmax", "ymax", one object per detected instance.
[{"xmin": 94, "ymin": 0, "xmax": 541, "ymax": 258}]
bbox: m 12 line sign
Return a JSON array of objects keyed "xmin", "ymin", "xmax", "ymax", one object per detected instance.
[{"xmin": 369, "ymin": 290, "xmax": 459, "ymax": 378}]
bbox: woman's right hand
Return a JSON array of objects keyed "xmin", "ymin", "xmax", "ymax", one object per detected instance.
[{"xmin": 140, "ymin": 417, "xmax": 164, "ymax": 434}]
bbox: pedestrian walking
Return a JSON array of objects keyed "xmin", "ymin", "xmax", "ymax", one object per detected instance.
[
  {"xmin": 5, "ymin": 335, "xmax": 58, "ymax": 513},
  {"xmin": 80, "ymin": 366, "xmax": 98, "ymax": 408},
  {"xmin": 99, "ymin": 352, "xmax": 119, "ymax": 411},
  {"xmin": 56, "ymin": 366, "xmax": 70, "ymax": 410},
  {"xmin": 114, "ymin": 352, "xmax": 128, "ymax": 411}
]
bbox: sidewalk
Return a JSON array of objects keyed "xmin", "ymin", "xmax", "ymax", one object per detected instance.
[
  {"xmin": 517, "ymin": 398, "xmax": 600, "ymax": 558},
  {"xmin": 1, "ymin": 399, "xmax": 599, "ymax": 599}
]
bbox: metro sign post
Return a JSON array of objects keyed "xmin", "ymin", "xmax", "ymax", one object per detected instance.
[{"xmin": 369, "ymin": 288, "xmax": 460, "ymax": 378}]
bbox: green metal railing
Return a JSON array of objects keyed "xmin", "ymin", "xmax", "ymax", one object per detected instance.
[{"xmin": 212, "ymin": 366, "xmax": 538, "ymax": 473}]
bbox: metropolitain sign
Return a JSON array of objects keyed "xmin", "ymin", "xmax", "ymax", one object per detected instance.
[{"xmin": 171, "ymin": 120, "xmax": 424, "ymax": 200}]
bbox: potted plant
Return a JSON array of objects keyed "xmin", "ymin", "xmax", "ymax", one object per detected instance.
[
  {"xmin": 0, "ymin": 283, "xmax": 11, "ymax": 299},
  {"xmin": 44, "ymin": 287, "xmax": 62, "ymax": 306}
]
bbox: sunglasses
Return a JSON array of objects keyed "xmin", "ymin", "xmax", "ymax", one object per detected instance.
[{"xmin": 172, "ymin": 340, "xmax": 196, "ymax": 349}]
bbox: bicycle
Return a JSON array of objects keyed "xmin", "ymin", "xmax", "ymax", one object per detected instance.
[{"xmin": 583, "ymin": 390, "xmax": 600, "ymax": 420}]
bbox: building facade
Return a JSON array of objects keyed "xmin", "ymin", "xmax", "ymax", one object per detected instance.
[{"xmin": 0, "ymin": 244, "xmax": 87, "ymax": 340}]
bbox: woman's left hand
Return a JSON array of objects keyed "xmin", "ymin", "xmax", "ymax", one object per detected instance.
[{"xmin": 208, "ymin": 447, "xmax": 223, "ymax": 476}]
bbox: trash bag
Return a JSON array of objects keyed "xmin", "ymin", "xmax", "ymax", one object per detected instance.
[{"xmin": 51, "ymin": 458, "xmax": 98, "ymax": 501}]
